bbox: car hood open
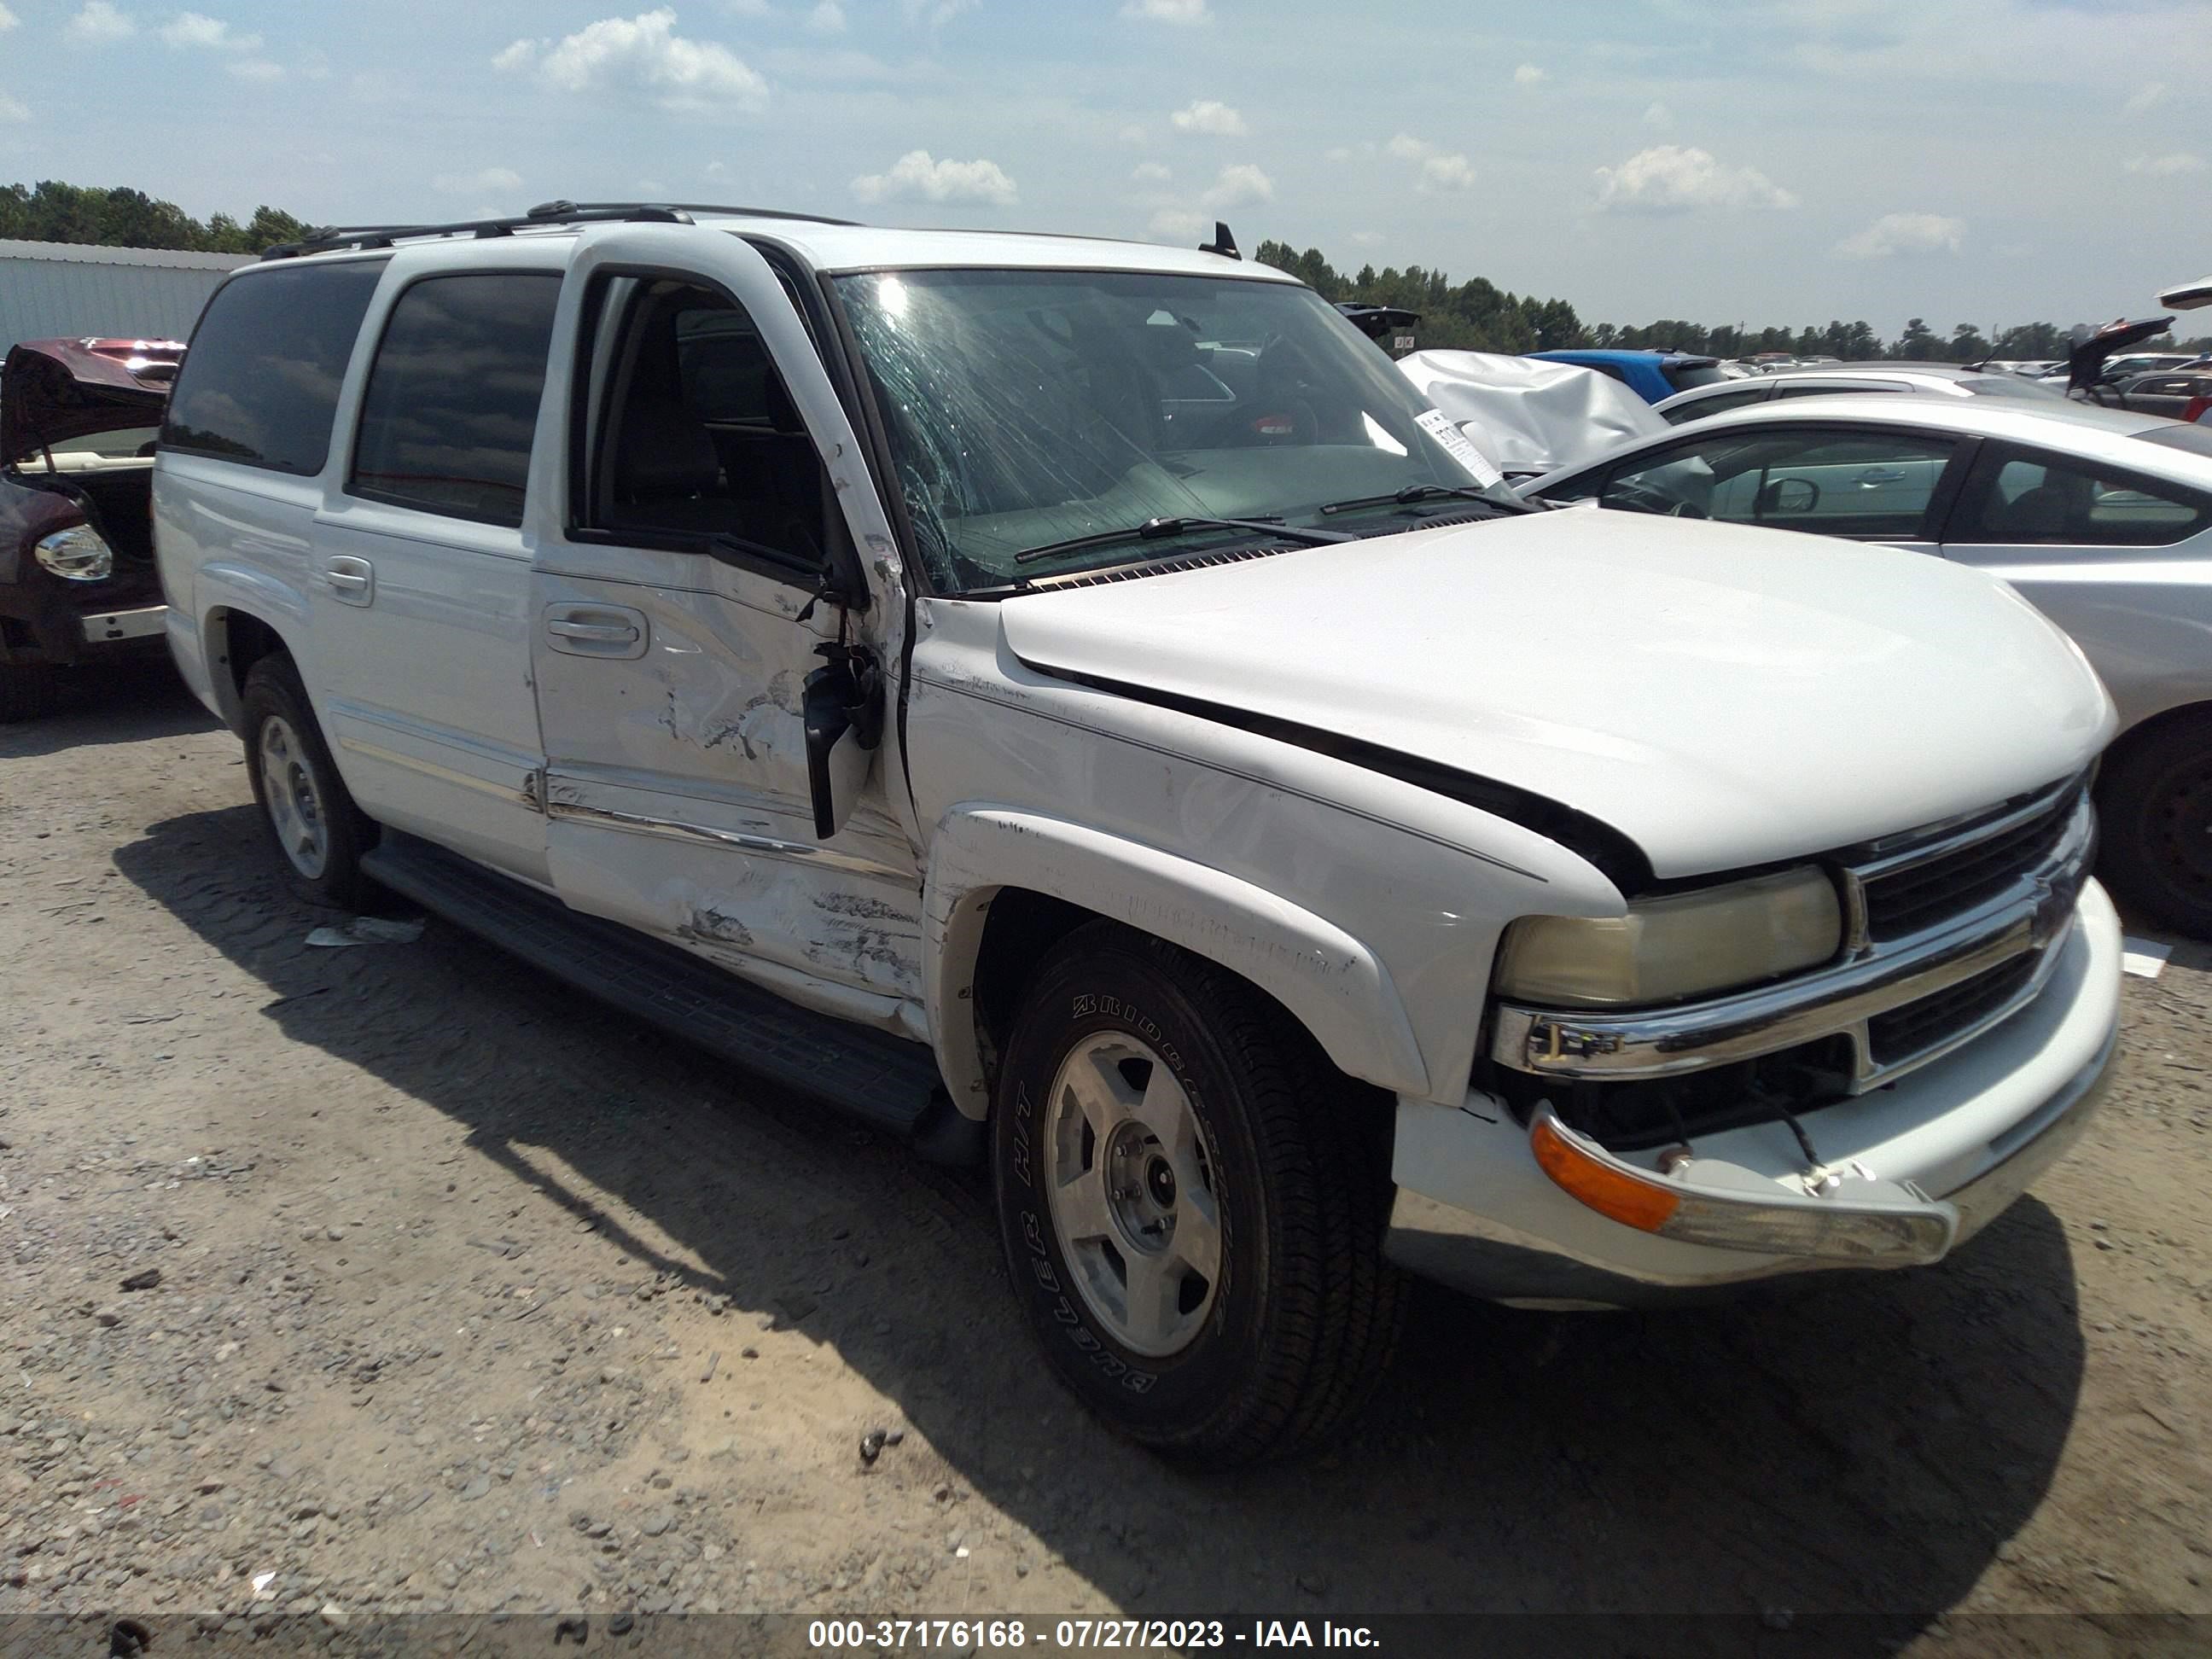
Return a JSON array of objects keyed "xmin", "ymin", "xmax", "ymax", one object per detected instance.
[
  {"xmin": 998, "ymin": 509, "xmax": 2113, "ymax": 882},
  {"xmin": 1, "ymin": 337, "xmax": 180, "ymax": 466}
]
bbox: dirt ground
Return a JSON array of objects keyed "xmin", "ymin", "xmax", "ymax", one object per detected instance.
[{"xmin": 3, "ymin": 663, "xmax": 2211, "ymax": 1652}]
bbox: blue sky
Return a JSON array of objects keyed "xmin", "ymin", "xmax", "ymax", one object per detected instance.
[{"xmin": 1, "ymin": 0, "xmax": 2206, "ymax": 335}]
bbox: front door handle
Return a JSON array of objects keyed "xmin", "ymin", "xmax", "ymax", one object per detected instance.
[
  {"xmin": 544, "ymin": 603, "xmax": 649, "ymax": 660},
  {"xmin": 323, "ymin": 556, "xmax": 374, "ymax": 606},
  {"xmin": 1856, "ymin": 467, "xmax": 1906, "ymax": 486}
]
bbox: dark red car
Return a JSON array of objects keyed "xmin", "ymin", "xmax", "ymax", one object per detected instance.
[{"xmin": 0, "ymin": 336, "xmax": 181, "ymax": 719}]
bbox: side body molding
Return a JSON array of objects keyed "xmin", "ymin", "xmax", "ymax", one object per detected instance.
[{"xmin": 923, "ymin": 807, "xmax": 1431, "ymax": 1119}]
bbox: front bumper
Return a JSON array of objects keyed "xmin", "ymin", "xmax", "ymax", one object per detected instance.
[{"xmin": 1386, "ymin": 877, "xmax": 2122, "ymax": 1308}]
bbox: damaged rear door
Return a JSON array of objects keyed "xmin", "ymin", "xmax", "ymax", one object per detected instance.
[{"xmin": 527, "ymin": 228, "xmax": 924, "ymax": 1030}]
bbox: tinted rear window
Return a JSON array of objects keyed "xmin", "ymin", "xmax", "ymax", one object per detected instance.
[
  {"xmin": 348, "ymin": 271, "xmax": 562, "ymax": 528},
  {"xmin": 161, "ymin": 260, "xmax": 386, "ymax": 475}
]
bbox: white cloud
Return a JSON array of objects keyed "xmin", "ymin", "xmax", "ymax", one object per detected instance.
[
  {"xmin": 1203, "ymin": 162, "xmax": 1273, "ymax": 208},
  {"xmin": 433, "ymin": 166, "xmax": 525, "ymax": 195},
  {"xmin": 1350, "ymin": 230, "xmax": 1382, "ymax": 247},
  {"xmin": 1323, "ymin": 144, "xmax": 1353, "ymax": 163},
  {"xmin": 1592, "ymin": 144, "xmax": 1797, "ymax": 212},
  {"xmin": 1386, "ymin": 133, "xmax": 1477, "ymax": 192},
  {"xmin": 1513, "ymin": 63, "xmax": 1545, "ymax": 86},
  {"xmin": 898, "ymin": 0, "xmax": 975, "ymax": 23},
  {"xmin": 1170, "ymin": 98, "xmax": 1244, "ymax": 136},
  {"xmin": 1122, "ymin": 0, "xmax": 1208, "ymax": 21},
  {"xmin": 159, "ymin": 11, "xmax": 259, "ymax": 49},
  {"xmin": 725, "ymin": 0, "xmax": 773, "ymax": 13},
  {"xmin": 705, "ymin": 159, "xmax": 728, "ymax": 177},
  {"xmin": 1149, "ymin": 208, "xmax": 1207, "ymax": 240},
  {"xmin": 2125, "ymin": 150, "xmax": 2205, "ymax": 177},
  {"xmin": 2123, "ymin": 81, "xmax": 2167, "ymax": 115},
  {"xmin": 850, "ymin": 149, "xmax": 1016, "ymax": 207},
  {"xmin": 0, "ymin": 92, "xmax": 26, "ymax": 122},
  {"xmin": 638, "ymin": 178, "xmax": 669, "ymax": 195},
  {"xmin": 806, "ymin": 0, "xmax": 845, "ymax": 30},
  {"xmin": 1837, "ymin": 211, "xmax": 1965, "ymax": 258},
  {"xmin": 1643, "ymin": 100, "xmax": 1673, "ymax": 129},
  {"xmin": 1118, "ymin": 123, "xmax": 1148, "ymax": 144},
  {"xmin": 225, "ymin": 58, "xmax": 283, "ymax": 81},
  {"xmin": 495, "ymin": 9, "xmax": 768, "ymax": 113},
  {"xmin": 1131, "ymin": 161, "xmax": 1173, "ymax": 183},
  {"xmin": 66, "ymin": 1, "xmax": 135, "ymax": 43},
  {"xmin": 0, "ymin": 3, "xmax": 20, "ymax": 30}
]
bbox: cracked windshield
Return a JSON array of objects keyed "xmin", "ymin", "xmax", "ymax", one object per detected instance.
[{"xmin": 835, "ymin": 269, "xmax": 1516, "ymax": 589}]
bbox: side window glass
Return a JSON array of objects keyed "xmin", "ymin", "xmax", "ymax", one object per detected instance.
[
  {"xmin": 162, "ymin": 259, "xmax": 386, "ymax": 474},
  {"xmin": 1947, "ymin": 448, "xmax": 2212, "ymax": 547},
  {"xmin": 583, "ymin": 277, "xmax": 829, "ymax": 570},
  {"xmin": 1604, "ymin": 428, "xmax": 1954, "ymax": 537},
  {"xmin": 1772, "ymin": 381, "xmax": 1900, "ymax": 399},
  {"xmin": 348, "ymin": 272, "xmax": 561, "ymax": 528},
  {"xmin": 1662, "ymin": 387, "xmax": 1765, "ymax": 424}
]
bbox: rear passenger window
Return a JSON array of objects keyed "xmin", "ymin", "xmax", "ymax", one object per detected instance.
[
  {"xmin": 1946, "ymin": 447, "xmax": 2212, "ymax": 548},
  {"xmin": 162, "ymin": 259, "xmax": 385, "ymax": 475},
  {"xmin": 349, "ymin": 272, "xmax": 562, "ymax": 528}
]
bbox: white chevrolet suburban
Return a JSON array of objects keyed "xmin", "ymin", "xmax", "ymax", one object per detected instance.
[{"xmin": 155, "ymin": 202, "xmax": 2122, "ymax": 1463}]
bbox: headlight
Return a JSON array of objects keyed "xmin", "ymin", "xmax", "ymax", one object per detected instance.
[
  {"xmin": 34, "ymin": 526, "xmax": 114, "ymax": 582},
  {"xmin": 1495, "ymin": 866, "xmax": 1842, "ymax": 1007}
]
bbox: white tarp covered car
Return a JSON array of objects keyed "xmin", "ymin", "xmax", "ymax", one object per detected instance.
[{"xmin": 1396, "ymin": 348, "xmax": 1669, "ymax": 480}]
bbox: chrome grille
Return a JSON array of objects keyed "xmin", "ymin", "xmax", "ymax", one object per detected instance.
[
  {"xmin": 1853, "ymin": 782, "xmax": 2083, "ymax": 944},
  {"xmin": 1867, "ymin": 953, "xmax": 2040, "ymax": 1067}
]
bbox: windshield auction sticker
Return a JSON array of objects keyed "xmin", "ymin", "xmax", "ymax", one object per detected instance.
[{"xmin": 1414, "ymin": 408, "xmax": 1505, "ymax": 488}]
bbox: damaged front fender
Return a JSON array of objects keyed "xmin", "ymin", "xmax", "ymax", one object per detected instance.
[{"xmin": 923, "ymin": 807, "xmax": 1430, "ymax": 1118}]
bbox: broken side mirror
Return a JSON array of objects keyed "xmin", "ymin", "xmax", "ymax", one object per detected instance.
[{"xmin": 802, "ymin": 642, "xmax": 884, "ymax": 839}]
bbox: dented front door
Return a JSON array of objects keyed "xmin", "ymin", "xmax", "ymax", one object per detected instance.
[{"xmin": 526, "ymin": 230, "xmax": 923, "ymax": 1026}]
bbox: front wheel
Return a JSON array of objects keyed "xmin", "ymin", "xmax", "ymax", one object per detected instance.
[
  {"xmin": 2097, "ymin": 711, "xmax": 2212, "ymax": 939},
  {"xmin": 241, "ymin": 656, "xmax": 375, "ymax": 910},
  {"xmin": 992, "ymin": 923, "xmax": 1403, "ymax": 1464}
]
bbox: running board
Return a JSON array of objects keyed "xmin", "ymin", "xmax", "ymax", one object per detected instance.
[{"xmin": 359, "ymin": 832, "xmax": 979, "ymax": 1162}]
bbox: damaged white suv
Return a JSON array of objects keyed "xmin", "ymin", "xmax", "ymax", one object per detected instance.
[{"xmin": 155, "ymin": 203, "xmax": 2122, "ymax": 1462}]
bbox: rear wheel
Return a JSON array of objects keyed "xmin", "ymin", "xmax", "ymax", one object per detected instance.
[
  {"xmin": 2097, "ymin": 710, "xmax": 2212, "ymax": 939},
  {"xmin": 991, "ymin": 922, "xmax": 1403, "ymax": 1464},
  {"xmin": 0, "ymin": 662, "xmax": 61, "ymax": 724},
  {"xmin": 241, "ymin": 655, "xmax": 375, "ymax": 909}
]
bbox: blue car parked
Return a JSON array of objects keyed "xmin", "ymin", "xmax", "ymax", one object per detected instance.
[{"xmin": 1528, "ymin": 349, "xmax": 1728, "ymax": 405}]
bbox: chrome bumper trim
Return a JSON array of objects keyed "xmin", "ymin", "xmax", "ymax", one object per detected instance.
[
  {"xmin": 79, "ymin": 603, "xmax": 166, "ymax": 643},
  {"xmin": 1492, "ymin": 795, "xmax": 2093, "ymax": 1092}
]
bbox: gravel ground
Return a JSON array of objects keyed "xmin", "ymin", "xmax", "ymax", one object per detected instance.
[{"xmin": 3, "ymin": 664, "xmax": 2210, "ymax": 1652}]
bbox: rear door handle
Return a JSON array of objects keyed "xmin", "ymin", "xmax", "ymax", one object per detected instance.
[
  {"xmin": 544, "ymin": 603, "xmax": 649, "ymax": 659},
  {"xmin": 1856, "ymin": 467, "xmax": 1906, "ymax": 486},
  {"xmin": 323, "ymin": 556, "xmax": 374, "ymax": 606}
]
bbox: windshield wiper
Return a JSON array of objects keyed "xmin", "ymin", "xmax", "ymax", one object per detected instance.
[
  {"xmin": 1317, "ymin": 483, "xmax": 1537, "ymax": 516},
  {"xmin": 1012, "ymin": 515, "xmax": 1352, "ymax": 566}
]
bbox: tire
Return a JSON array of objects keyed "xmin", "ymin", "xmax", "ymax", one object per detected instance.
[
  {"xmin": 2096, "ymin": 712, "xmax": 2212, "ymax": 940},
  {"xmin": 240, "ymin": 655, "xmax": 375, "ymax": 910},
  {"xmin": 992, "ymin": 921, "xmax": 1405, "ymax": 1464},
  {"xmin": 0, "ymin": 662, "xmax": 61, "ymax": 724}
]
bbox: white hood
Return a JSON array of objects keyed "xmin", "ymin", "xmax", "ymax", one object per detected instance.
[
  {"xmin": 998, "ymin": 509, "xmax": 2113, "ymax": 881},
  {"xmin": 1395, "ymin": 350, "xmax": 1668, "ymax": 479}
]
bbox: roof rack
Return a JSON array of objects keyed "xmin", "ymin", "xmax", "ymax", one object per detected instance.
[{"xmin": 259, "ymin": 199, "xmax": 861, "ymax": 261}]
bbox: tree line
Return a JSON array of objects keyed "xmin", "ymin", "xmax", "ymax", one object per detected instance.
[
  {"xmin": 2, "ymin": 180, "xmax": 310, "ymax": 256},
  {"xmin": 1254, "ymin": 238, "xmax": 2210, "ymax": 362},
  {"xmin": 5, "ymin": 184, "xmax": 2203, "ymax": 360}
]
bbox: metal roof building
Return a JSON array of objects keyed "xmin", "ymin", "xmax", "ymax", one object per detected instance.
[{"xmin": 0, "ymin": 239, "xmax": 254, "ymax": 350}]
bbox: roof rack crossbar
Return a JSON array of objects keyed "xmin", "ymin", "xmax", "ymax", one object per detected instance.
[{"xmin": 258, "ymin": 200, "xmax": 859, "ymax": 262}]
